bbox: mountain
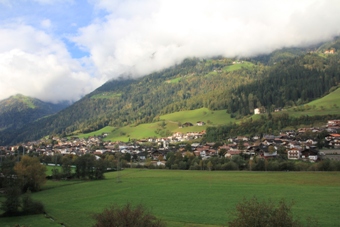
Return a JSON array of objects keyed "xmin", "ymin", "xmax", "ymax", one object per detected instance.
[
  {"xmin": 0, "ymin": 38, "xmax": 340, "ymax": 145},
  {"xmin": 0, "ymin": 94, "xmax": 69, "ymax": 131}
]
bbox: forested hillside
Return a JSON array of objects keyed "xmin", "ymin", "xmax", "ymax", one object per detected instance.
[
  {"xmin": 224, "ymin": 53, "xmax": 340, "ymax": 116},
  {"xmin": 0, "ymin": 94, "xmax": 68, "ymax": 131},
  {"xmin": 1, "ymin": 38, "xmax": 340, "ymax": 145}
]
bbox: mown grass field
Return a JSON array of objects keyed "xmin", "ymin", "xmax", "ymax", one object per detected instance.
[{"xmin": 2, "ymin": 170, "xmax": 340, "ymax": 227}]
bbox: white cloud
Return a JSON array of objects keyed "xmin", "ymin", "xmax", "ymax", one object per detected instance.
[
  {"xmin": 73, "ymin": 0, "xmax": 340, "ymax": 78},
  {"xmin": 0, "ymin": 24, "xmax": 103, "ymax": 103},
  {"xmin": 1, "ymin": 0, "xmax": 340, "ymax": 103},
  {"xmin": 40, "ymin": 19, "xmax": 51, "ymax": 29}
]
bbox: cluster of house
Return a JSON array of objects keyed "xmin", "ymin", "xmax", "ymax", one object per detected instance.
[
  {"xmin": 324, "ymin": 49, "xmax": 336, "ymax": 54},
  {"xmin": 0, "ymin": 120, "xmax": 339, "ymax": 163}
]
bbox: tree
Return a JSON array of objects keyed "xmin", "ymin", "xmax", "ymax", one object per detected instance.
[
  {"xmin": 237, "ymin": 140, "xmax": 245, "ymax": 151},
  {"xmin": 75, "ymin": 154, "xmax": 106, "ymax": 180},
  {"xmin": 92, "ymin": 203, "xmax": 166, "ymax": 227},
  {"xmin": 14, "ymin": 156, "xmax": 47, "ymax": 192},
  {"xmin": 228, "ymin": 197, "xmax": 318, "ymax": 227},
  {"xmin": 1, "ymin": 176, "xmax": 21, "ymax": 216},
  {"xmin": 61, "ymin": 155, "xmax": 73, "ymax": 178},
  {"xmin": 207, "ymin": 161, "xmax": 213, "ymax": 171},
  {"xmin": 75, "ymin": 154, "xmax": 96, "ymax": 179},
  {"xmin": 21, "ymin": 190, "xmax": 45, "ymax": 215},
  {"xmin": 1, "ymin": 158, "xmax": 45, "ymax": 216}
]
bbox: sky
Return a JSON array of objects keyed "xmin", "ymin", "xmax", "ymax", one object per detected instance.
[{"xmin": 1, "ymin": 0, "xmax": 340, "ymax": 103}]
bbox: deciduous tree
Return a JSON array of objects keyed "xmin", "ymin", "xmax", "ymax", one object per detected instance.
[{"xmin": 14, "ymin": 156, "xmax": 46, "ymax": 192}]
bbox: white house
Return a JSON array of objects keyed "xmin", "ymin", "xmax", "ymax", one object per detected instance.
[{"xmin": 287, "ymin": 149, "xmax": 300, "ymax": 160}]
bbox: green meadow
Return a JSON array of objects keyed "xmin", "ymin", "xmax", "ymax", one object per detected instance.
[
  {"xmin": 165, "ymin": 77, "xmax": 182, "ymax": 84},
  {"xmin": 160, "ymin": 108, "xmax": 233, "ymax": 126},
  {"xmin": 285, "ymin": 87, "xmax": 340, "ymax": 117},
  {"xmin": 90, "ymin": 92, "xmax": 122, "ymax": 99},
  {"xmin": 2, "ymin": 170, "xmax": 340, "ymax": 227},
  {"xmin": 75, "ymin": 108, "xmax": 234, "ymax": 142},
  {"xmin": 45, "ymin": 165, "xmax": 75, "ymax": 176},
  {"xmin": 76, "ymin": 126, "xmax": 115, "ymax": 139},
  {"xmin": 223, "ymin": 61, "xmax": 254, "ymax": 72}
]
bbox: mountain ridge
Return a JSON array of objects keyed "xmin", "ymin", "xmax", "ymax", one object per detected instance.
[
  {"xmin": 1, "ymin": 38, "xmax": 340, "ymax": 145},
  {"xmin": 0, "ymin": 94, "xmax": 69, "ymax": 132}
]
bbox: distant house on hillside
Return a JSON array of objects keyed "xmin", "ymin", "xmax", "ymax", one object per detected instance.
[
  {"xmin": 254, "ymin": 108, "xmax": 260, "ymax": 114},
  {"xmin": 196, "ymin": 121, "xmax": 205, "ymax": 126},
  {"xmin": 287, "ymin": 148, "xmax": 300, "ymax": 160},
  {"xmin": 328, "ymin": 120, "xmax": 340, "ymax": 127},
  {"xmin": 182, "ymin": 122, "xmax": 193, "ymax": 127},
  {"xmin": 324, "ymin": 49, "xmax": 335, "ymax": 54}
]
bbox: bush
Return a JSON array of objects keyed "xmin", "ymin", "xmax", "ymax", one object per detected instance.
[
  {"xmin": 171, "ymin": 164, "xmax": 178, "ymax": 170},
  {"xmin": 267, "ymin": 160, "xmax": 280, "ymax": 171},
  {"xmin": 224, "ymin": 161, "xmax": 239, "ymax": 170},
  {"xmin": 294, "ymin": 162, "xmax": 309, "ymax": 171},
  {"xmin": 228, "ymin": 197, "xmax": 318, "ymax": 227},
  {"xmin": 92, "ymin": 203, "xmax": 165, "ymax": 227},
  {"xmin": 21, "ymin": 191, "xmax": 45, "ymax": 215},
  {"xmin": 279, "ymin": 161, "xmax": 295, "ymax": 171}
]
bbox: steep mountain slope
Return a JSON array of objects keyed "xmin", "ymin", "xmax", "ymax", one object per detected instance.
[
  {"xmin": 223, "ymin": 53, "xmax": 340, "ymax": 116},
  {"xmin": 0, "ymin": 58, "xmax": 260, "ymax": 144},
  {"xmin": 0, "ymin": 94, "xmax": 68, "ymax": 131},
  {"xmin": 0, "ymin": 39, "xmax": 340, "ymax": 145}
]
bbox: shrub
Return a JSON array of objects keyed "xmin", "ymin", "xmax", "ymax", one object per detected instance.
[
  {"xmin": 92, "ymin": 203, "xmax": 165, "ymax": 227},
  {"xmin": 294, "ymin": 162, "xmax": 309, "ymax": 171},
  {"xmin": 224, "ymin": 161, "xmax": 239, "ymax": 170},
  {"xmin": 21, "ymin": 191, "xmax": 45, "ymax": 215},
  {"xmin": 228, "ymin": 197, "xmax": 318, "ymax": 227},
  {"xmin": 171, "ymin": 164, "xmax": 178, "ymax": 169},
  {"xmin": 267, "ymin": 160, "xmax": 280, "ymax": 171}
]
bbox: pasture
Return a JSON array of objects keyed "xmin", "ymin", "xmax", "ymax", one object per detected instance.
[
  {"xmin": 285, "ymin": 87, "xmax": 340, "ymax": 117},
  {"xmin": 74, "ymin": 108, "xmax": 234, "ymax": 142},
  {"xmin": 2, "ymin": 170, "xmax": 340, "ymax": 227},
  {"xmin": 222, "ymin": 61, "xmax": 254, "ymax": 72}
]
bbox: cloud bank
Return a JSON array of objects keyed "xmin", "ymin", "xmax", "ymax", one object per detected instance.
[
  {"xmin": 73, "ymin": 0, "xmax": 340, "ymax": 78},
  {"xmin": 0, "ymin": 24, "xmax": 103, "ymax": 103},
  {"xmin": 1, "ymin": 0, "xmax": 340, "ymax": 102}
]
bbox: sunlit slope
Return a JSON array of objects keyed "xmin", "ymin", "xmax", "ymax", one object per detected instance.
[
  {"xmin": 75, "ymin": 108, "xmax": 235, "ymax": 142},
  {"xmin": 285, "ymin": 87, "xmax": 340, "ymax": 117}
]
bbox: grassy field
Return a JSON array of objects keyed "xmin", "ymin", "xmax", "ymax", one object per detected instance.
[
  {"xmin": 285, "ymin": 87, "xmax": 340, "ymax": 117},
  {"xmin": 160, "ymin": 108, "xmax": 233, "ymax": 126},
  {"xmin": 76, "ymin": 126, "xmax": 115, "ymax": 139},
  {"xmin": 2, "ymin": 170, "xmax": 340, "ymax": 227},
  {"xmin": 90, "ymin": 92, "xmax": 122, "ymax": 99},
  {"xmin": 165, "ymin": 77, "xmax": 182, "ymax": 84},
  {"xmin": 74, "ymin": 108, "xmax": 234, "ymax": 142},
  {"xmin": 223, "ymin": 61, "xmax": 254, "ymax": 72}
]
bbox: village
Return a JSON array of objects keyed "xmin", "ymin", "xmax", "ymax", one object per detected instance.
[{"xmin": 0, "ymin": 120, "xmax": 340, "ymax": 165}]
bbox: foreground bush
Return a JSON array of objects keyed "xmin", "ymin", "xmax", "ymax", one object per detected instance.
[
  {"xmin": 228, "ymin": 197, "xmax": 318, "ymax": 227},
  {"xmin": 92, "ymin": 203, "xmax": 166, "ymax": 227},
  {"xmin": 21, "ymin": 191, "xmax": 45, "ymax": 215}
]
